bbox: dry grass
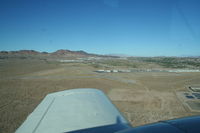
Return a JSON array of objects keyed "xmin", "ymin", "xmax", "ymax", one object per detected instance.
[{"xmin": 0, "ymin": 58, "xmax": 200, "ymax": 133}]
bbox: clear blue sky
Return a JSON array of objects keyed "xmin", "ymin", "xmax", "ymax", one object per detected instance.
[{"xmin": 0, "ymin": 0, "xmax": 200, "ymax": 56}]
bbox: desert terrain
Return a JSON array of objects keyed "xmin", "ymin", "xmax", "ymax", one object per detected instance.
[{"xmin": 0, "ymin": 50, "xmax": 200, "ymax": 133}]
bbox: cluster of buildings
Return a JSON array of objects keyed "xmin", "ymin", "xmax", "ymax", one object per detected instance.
[
  {"xmin": 95, "ymin": 69, "xmax": 200, "ymax": 73},
  {"xmin": 189, "ymin": 86, "xmax": 200, "ymax": 93},
  {"xmin": 58, "ymin": 57, "xmax": 103, "ymax": 63},
  {"xmin": 167, "ymin": 69, "xmax": 200, "ymax": 73},
  {"xmin": 95, "ymin": 69, "xmax": 131, "ymax": 73},
  {"xmin": 182, "ymin": 86, "xmax": 200, "ymax": 100},
  {"xmin": 59, "ymin": 59, "xmax": 83, "ymax": 63}
]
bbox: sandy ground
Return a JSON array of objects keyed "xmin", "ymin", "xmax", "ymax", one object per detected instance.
[{"xmin": 0, "ymin": 59, "xmax": 200, "ymax": 133}]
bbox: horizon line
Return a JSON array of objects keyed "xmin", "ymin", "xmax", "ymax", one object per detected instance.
[{"xmin": 0, "ymin": 49, "xmax": 200, "ymax": 58}]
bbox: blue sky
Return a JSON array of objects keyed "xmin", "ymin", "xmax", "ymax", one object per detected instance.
[{"xmin": 0, "ymin": 0, "xmax": 200, "ymax": 56}]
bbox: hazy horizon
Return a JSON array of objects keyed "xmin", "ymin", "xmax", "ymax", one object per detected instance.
[{"xmin": 1, "ymin": 48, "xmax": 200, "ymax": 57}]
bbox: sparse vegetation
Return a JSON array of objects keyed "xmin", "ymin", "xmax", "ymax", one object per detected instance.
[
  {"xmin": 128, "ymin": 57, "xmax": 200, "ymax": 69},
  {"xmin": 97, "ymin": 59, "xmax": 138, "ymax": 68},
  {"xmin": 0, "ymin": 54, "xmax": 200, "ymax": 133},
  {"xmin": 90, "ymin": 63, "xmax": 102, "ymax": 68}
]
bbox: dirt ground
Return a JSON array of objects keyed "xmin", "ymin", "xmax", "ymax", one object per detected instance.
[{"xmin": 0, "ymin": 59, "xmax": 200, "ymax": 133}]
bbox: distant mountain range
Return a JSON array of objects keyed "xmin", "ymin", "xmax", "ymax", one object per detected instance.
[
  {"xmin": 1, "ymin": 50, "xmax": 199, "ymax": 58},
  {"xmin": 0, "ymin": 49, "xmax": 119, "ymax": 58}
]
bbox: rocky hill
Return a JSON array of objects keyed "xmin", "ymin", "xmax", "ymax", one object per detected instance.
[
  {"xmin": 0, "ymin": 49, "xmax": 96, "ymax": 57},
  {"xmin": 0, "ymin": 49, "xmax": 119, "ymax": 58},
  {"xmin": 0, "ymin": 50, "xmax": 40, "ymax": 55},
  {"xmin": 51, "ymin": 49, "xmax": 91, "ymax": 56}
]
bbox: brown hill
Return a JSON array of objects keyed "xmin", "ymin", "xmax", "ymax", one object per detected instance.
[
  {"xmin": 0, "ymin": 49, "xmax": 119, "ymax": 58},
  {"xmin": 0, "ymin": 50, "xmax": 40, "ymax": 55},
  {"xmin": 0, "ymin": 49, "xmax": 96, "ymax": 57},
  {"xmin": 51, "ymin": 49, "xmax": 93, "ymax": 57},
  {"xmin": 18, "ymin": 50, "xmax": 40, "ymax": 55}
]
